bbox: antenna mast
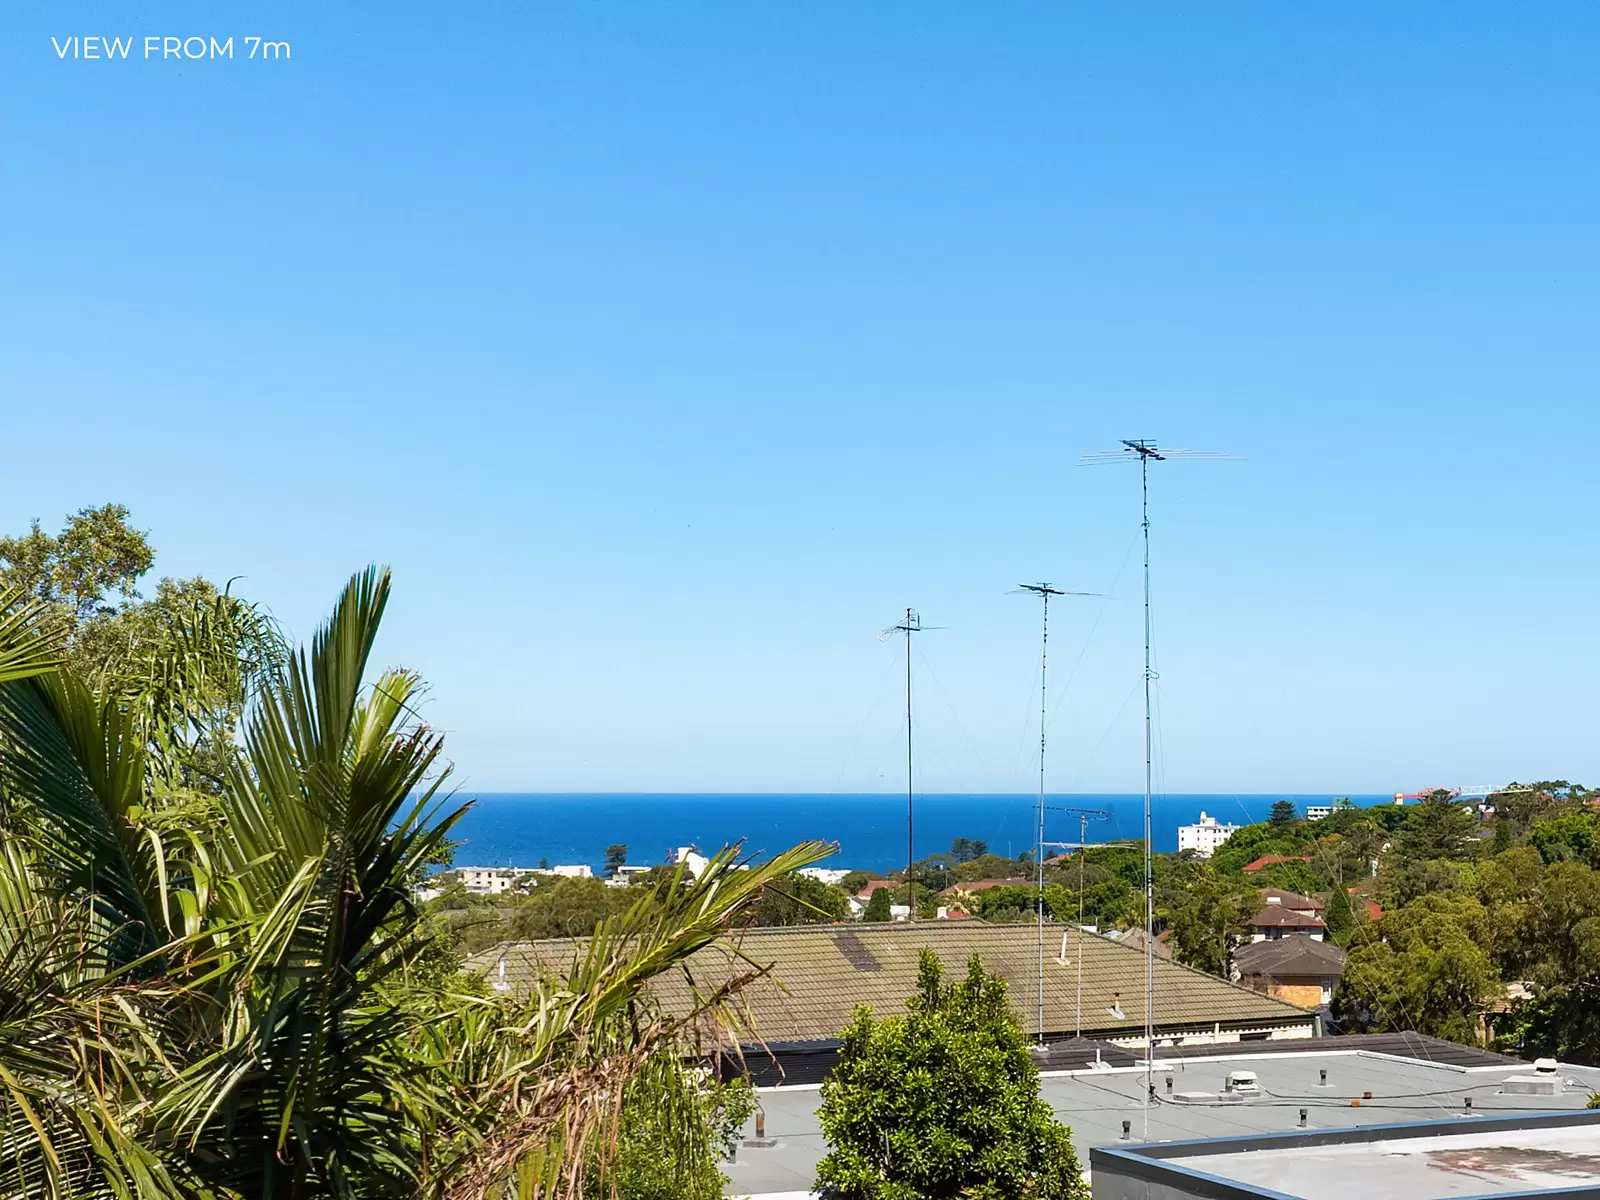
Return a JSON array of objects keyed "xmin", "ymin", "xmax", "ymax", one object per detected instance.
[
  {"xmin": 1044, "ymin": 805, "xmax": 1108, "ymax": 1038},
  {"xmin": 1014, "ymin": 582, "xmax": 1105, "ymax": 1046},
  {"xmin": 1081, "ymin": 437, "xmax": 1236, "ymax": 1139},
  {"xmin": 882, "ymin": 609, "xmax": 939, "ymax": 920}
]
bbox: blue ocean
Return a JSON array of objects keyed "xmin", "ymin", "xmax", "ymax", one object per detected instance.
[{"xmin": 440, "ymin": 793, "xmax": 1394, "ymax": 875}]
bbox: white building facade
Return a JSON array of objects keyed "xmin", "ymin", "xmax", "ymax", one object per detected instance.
[{"xmin": 1176, "ymin": 812, "xmax": 1240, "ymax": 859}]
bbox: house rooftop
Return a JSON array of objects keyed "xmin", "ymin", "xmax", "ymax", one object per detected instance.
[
  {"xmin": 1234, "ymin": 935, "xmax": 1346, "ymax": 977},
  {"xmin": 467, "ymin": 922, "xmax": 1307, "ymax": 1045},
  {"xmin": 728, "ymin": 1039, "xmax": 1600, "ymax": 1198},
  {"xmin": 1242, "ymin": 855, "xmax": 1311, "ymax": 872},
  {"xmin": 1249, "ymin": 906, "xmax": 1328, "ymax": 929},
  {"xmin": 1092, "ymin": 1109, "xmax": 1600, "ymax": 1200}
]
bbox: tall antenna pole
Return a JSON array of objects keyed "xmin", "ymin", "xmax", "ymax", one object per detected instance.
[
  {"xmin": 1042, "ymin": 805, "xmax": 1107, "ymax": 1040},
  {"xmin": 1013, "ymin": 581, "xmax": 1104, "ymax": 1046},
  {"xmin": 1081, "ymin": 436, "xmax": 1236, "ymax": 1141},
  {"xmin": 882, "ymin": 609, "xmax": 940, "ymax": 921},
  {"xmin": 1140, "ymin": 448, "xmax": 1156, "ymax": 1132},
  {"xmin": 906, "ymin": 608, "xmax": 915, "ymax": 919}
]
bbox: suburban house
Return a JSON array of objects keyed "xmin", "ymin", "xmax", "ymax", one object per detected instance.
[
  {"xmin": 938, "ymin": 877, "xmax": 1034, "ymax": 911},
  {"xmin": 1245, "ymin": 888, "xmax": 1327, "ymax": 941},
  {"xmin": 1233, "ymin": 934, "xmax": 1347, "ymax": 1008}
]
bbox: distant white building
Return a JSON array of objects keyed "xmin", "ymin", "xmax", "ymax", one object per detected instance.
[
  {"xmin": 540, "ymin": 864, "xmax": 593, "ymax": 879},
  {"xmin": 1176, "ymin": 812, "xmax": 1240, "ymax": 859},
  {"xmin": 798, "ymin": 867, "xmax": 850, "ymax": 885},
  {"xmin": 669, "ymin": 846, "xmax": 712, "ymax": 880},
  {"xmin": 455, "ymin": 864, "xmax": 592, "ymax": 894},
  {"xmin": 455, "ymin": 867, "xmax": 531, "ymax": 895},
  {"xmin": 606, "ymin": 864, "xmax": 650, "ymax": 887},
  {"xmin": 1305, "ymin": 805, "xmax": 1333, "ymax": 821}
]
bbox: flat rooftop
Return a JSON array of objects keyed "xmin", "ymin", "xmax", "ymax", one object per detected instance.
[
  {"xmin": 724, "ymin": 1040, "xmax": 1600, "ymax": 1198},
  {"xmin": 1169, "ymin": 1122, "xmax": 1600, "ymax": 1198}
]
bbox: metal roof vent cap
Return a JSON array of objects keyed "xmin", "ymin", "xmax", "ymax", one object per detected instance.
[
  {"xmin": 1534, "ymin": 1057, "xmax": 1559, "ymax": 1074},
  {"xmin": 1225, "ymin": 1070, "xmax": 1260, "ymax": 1094}
]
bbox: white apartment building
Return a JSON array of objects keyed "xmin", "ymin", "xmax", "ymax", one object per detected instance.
[
  {"xmin": 1305, "ymin": 804, "xmax": 1333, "ymax": 820},
  {"xmin": 1176, "ymin": 811, "xmax": 1240, "ymax": 859}
]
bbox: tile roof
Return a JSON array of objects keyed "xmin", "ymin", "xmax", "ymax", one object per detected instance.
[
  {"xmin": 939, "ymin": 877, "xmax": 1033, "ymax": 894},
  {"xmin": 854, "ymin": 880, "xmax": 897, "ymax": 897},
  {"xmin": 1259, "ymin": 888, "xmax": 1322, "ymax": 911},
  {"xmin": 1234, "ymin": 935, "xmax": 1347, "ymax": 978},
  {"xmin": 1242, "ymin": 855, "xmax": 1311, "ymax": 872},
  {"xmin": 467, "ymin": 921, "xmax": 1309, "ymax": 1044},
  {"xmin": 1247, "ymin": 907, "xmax": 1328, "ymax": 929}
]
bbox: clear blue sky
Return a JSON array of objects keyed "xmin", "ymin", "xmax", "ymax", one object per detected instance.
[{"xmin": 4, "ymin": 2, "xmax": 1597, "ymax": 795}]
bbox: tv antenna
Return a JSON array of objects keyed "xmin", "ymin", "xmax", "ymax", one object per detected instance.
[
  {"xmin": 1011, "ymin": 582, "xmax": 1106, "ymax": 1046},
  {"xmin": 1043, "ymin": 804, "xmax": 1109, "ymax": 1038},
  {"xmin": 879, "ymin": 608, "xmax": 941, "ymax": 920},
  {"xmin": 1082, "ymin": 438, "xmax": 1237, "ymax": 1137}
]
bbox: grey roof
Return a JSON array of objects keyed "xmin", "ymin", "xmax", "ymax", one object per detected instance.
[
  {"xmin": 724, "ymin": 1042, "xmax": 1600, "ymax": 1198},
  {"xmin": 467, "ymin": 921, "xmax": 1309, "ymax": 1045},
  {"xmin": 1097, "ymin": 1110, "xmax": 1600, "ymax": 1200},
  {"xmin": 1234, "ymin": 935, "xmax": 1347, "ymax": 979}
]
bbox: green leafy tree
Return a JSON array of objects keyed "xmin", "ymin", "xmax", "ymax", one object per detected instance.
[
  {"xmin": 1268, "ymin": 799, "xmax": 1299, "ymax": 831},
  {"xmin": 1333, "ymin": 894, "xmax": 1498, "ymax": 1043},
  {"xmin": 507, "ymin": 875, "xmax": 638, "ymax": 940},
  {"xmin": 840, "ymin": 870, "xmax": 874, "ymax": 894},
  {"xmin": 592, "ymin": 1069, "xmax": 756, "ymax": 1200},
  {"xmin": 814, "ymin": 951, "xmax": 1088, "ymax": 1200},
  {"xmin": 0, "ymin": 503, "xmax": 154, "ymax": 620},
  {"xmin": 863, "ymin": 888, "xmax": 893, "ymax": 922},
  {"xmin": 747, "ymin": 871, "xmax": 849, "ymax": 926},
  {"xmin": 1528, "ymin": 811, "xmax": 1600, "ymax": 867},
  {"xmin": 1163, "ymin": 870, "xmax": 1259, "ymax": 976}
]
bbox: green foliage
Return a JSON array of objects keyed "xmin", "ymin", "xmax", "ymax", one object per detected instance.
[
  {"xmin": 1397, "ymin": 793, "xmax": 1479, "ymax": 862},
  {"xmin": 591, "ymin": 1068, "xmax": 755, "ymax": 1200},
  {"xmin": 507, "ymin": 875, "xmax": 639, "ymax": 941},
  {"xmin": 1161, "ymin": 868, "xmax": 1259, "ymax": 976},
  {"xmin": 953, "ymin": 853, "xmax": 1029, "ymax": 882},
  {"xmin": 746, "ymin": 871, "xmax": 849, "ymax": 926},
  {"xmin": 1334, "ymin": 893, "xmax": 1498, "ymax": 1043},
  {"xmin": 1528, "ymin": 811, "xmax": 1600, "ymax": 867},
  {"xmin": 606, "ymin": 843, "xmax": 629, "ymax": 874},
  {"xmin": 863, "ymin": 889, "xmax": 893, "ymax": 922},
  {"xmin": 0, "ymin": 504, "xmax": 154, "ymax": 620},
  {"xmin": 814, "ymin": 951, "xmax": 1087, "ymax": 1200},
  {"xmin": 840, "ymin": 870, "xmax": 874, "ymax": 894},
  {"xmin": 0, "ymin": 562, "xmax": 836, "ymax": 1199},
  {"xmin": 949, "ymin": 837, "xmax": 990, "ymax": 864},
  {"xmin": 1268, "ymin": 799, "xmax": 1298, "ymax": 831},
  {"xmin": 1323, "ymin": 886, "xmax": 1356, "ymax": 943}
]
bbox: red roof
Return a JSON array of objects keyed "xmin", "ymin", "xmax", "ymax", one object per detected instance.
[
  {"xmin": 855, "ymin": 880, "xmax": 897, "ymax": 898},
  {"xmin": 1348, "ymin": 888, "xmax": 1382, "ymax": 922},
  {"xmin": 1242, "ymin": 855, "xmax": 1311, "ymax": 872}
]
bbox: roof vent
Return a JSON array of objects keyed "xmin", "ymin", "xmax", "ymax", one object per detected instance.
[
  {"xmin": 1224, "ymin": 1070, "xmax": 1260, "ymax": 1094},
  {"xmin": 1534, "ymin": 1057, "xmax": 1559, "ymax": 1074}
]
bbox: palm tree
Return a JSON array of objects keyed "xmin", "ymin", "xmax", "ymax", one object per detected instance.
[{"xmin": 0, "ymin": 568, "xmax": 828, "ymax": 1199}]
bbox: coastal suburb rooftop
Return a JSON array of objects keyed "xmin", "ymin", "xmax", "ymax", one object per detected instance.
[
  {"xmin": 467, "ymin": 921, "xmax": 1313, "ymax": 1052},
  {"xmin": 728, "ymin": 1039, "xmax": 1600, "ymax": 1199}
]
